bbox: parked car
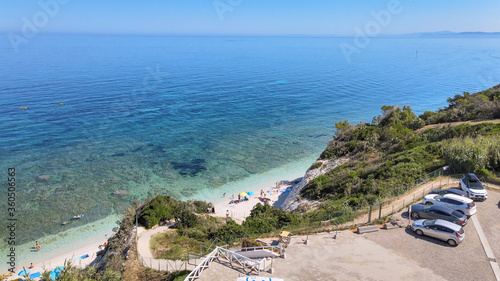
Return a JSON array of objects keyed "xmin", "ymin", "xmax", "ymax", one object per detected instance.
[
  {"xmin": 422, "ymin": 194, "xmax": 476, "ymax": 217},
  {"xmin": 460, "ymin": 173, "xmax": 488, "ymax": 201},
  {"xmin": 429, "ymin": 188, "xmax": 467, "ymax": 197},
  {"xmin": 411, "ymin": 219, "xmax": 465, "ymax": 246},
  {"xmin": 409, "ymin": 204, "xmax": 468, "ymax": 226}
]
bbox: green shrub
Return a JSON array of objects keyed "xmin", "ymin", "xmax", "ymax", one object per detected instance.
[{"xmin": 310, "ymin": 161, "xmax": 323, "ymax": 170}]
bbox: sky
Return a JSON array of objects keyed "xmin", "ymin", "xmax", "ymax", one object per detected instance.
[{"xmin": 1, "ymin": 0, "xmax": 500, "ymax": 36}]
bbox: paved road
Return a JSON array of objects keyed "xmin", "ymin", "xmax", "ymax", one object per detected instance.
[
  {"xmin": 199, "ymin": 232, "xmax": 446, "ymax": 281},
  {"xmin": 364, "ymin": 186, "xmax": 500, "ymax": 281}
]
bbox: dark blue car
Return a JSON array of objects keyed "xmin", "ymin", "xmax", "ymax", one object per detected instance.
[{"xmin": 409, "ymin": 204, "xmax": 468, "ymax": 226}]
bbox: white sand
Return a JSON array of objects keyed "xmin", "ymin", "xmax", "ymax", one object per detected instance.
[{"xmin": 213, "ymin": 178, "xmax": 299, "ymax": 221}]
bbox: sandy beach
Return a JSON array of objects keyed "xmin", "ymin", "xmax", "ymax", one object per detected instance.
[
  {"xmin": 5, "ymin": 241, "xmax": 104, "ymax": 280},
  {"xmin": 2, "ymin": 216, "xmax": 116, "ymax": 280},
  {"xmin": 213, "ymin": 177, "xmax": 300, "ymax": 221}
]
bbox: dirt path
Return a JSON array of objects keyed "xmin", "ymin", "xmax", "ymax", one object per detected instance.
[
  {"xmin": 416, "ymin": 119, "xmax": 500, "ymax": 133},
  {"xmin": 136, "ymin": 226, "xmax": 196, "ymax": 272}
]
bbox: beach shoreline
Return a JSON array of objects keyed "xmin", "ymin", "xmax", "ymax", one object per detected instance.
[
  {"xmin": 2, "ymin": 156, "xmax": 315, "ymax": 278},
  {"xmin": 212, "ymin": 175, "xmax": 301, "ymax": 221},
  {"xmin": 1, "ymin": 215, "xmax": 118, "ymax": 277}
]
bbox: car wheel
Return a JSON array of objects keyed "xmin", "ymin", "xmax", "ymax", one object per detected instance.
[
  {"xmin": 425, "ymin": 202, "xmax": 432, "ymax": 205},
  {"xmin": 415, "ymin": 229, "xmax": 423, "ymax": 236},
  {"xmin": 447, "ymin": 239, "xmax": 457, "ymax": 246},
  {"xmin": 411, "ymin": 212, "xmax": 420, "ymax": 219}
]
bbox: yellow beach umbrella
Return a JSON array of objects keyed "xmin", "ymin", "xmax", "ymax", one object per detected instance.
[{"xmin": 239, "ymin": 192, "xmax": 248, "ymax": 197}]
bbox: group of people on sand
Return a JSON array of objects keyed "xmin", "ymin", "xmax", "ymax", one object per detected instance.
[
  {"xmin": 206, "ymin": 205, "xmax": 215, "ymax": 214},
  {"xmin": 224, "ymin": 180, "xmax": 288, "ymax": 205},
  {"xmin": 229, "ymin": 194, "xmax": 249, "ymax": 204}
]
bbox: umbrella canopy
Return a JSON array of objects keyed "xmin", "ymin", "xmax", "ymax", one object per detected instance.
[
  {"xmin": 18, "ymin": 269, "xmax": 30, "ymax": 276},
  {"xmin": 267, "ymin": 191, "xmax": 272, "ymax": 194},
  {"xmin": 55, "ymin": 266, "xmax": 64, "ymax": 272},
  {"xmin": 239, "ymin": 192, "xmax": 248, "ymax": 197},
  {"xmin": 247, "ymin": 191, "xmax": 255, "ymax": 196}
]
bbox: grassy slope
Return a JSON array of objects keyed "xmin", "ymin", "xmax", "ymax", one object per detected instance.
[{"xmin": 300, "ymin": 85, "xmax": 500, "ymax": 218}]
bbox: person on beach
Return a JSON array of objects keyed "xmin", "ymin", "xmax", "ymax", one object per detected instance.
[
  {"xmin": 35, "ymin": 241, "xmax": 40, "ymax": 251},
  {"xmin": 223, "ymin": 192, "xmax": 226, "ymax": 198},
  {"xmin": 226, "ymin": 210, "xmax": 230, "ymax": 219},
  {"xmin": 238, "ymin": 194, "xmax": 241, "ymax": 202},
  {"xmin": 29, "ymin": 263, "xmax": 34, "ymax": 269},
  {"xmin": 260, "ymin": 189, "xmax": 264, "ymax": 197}
]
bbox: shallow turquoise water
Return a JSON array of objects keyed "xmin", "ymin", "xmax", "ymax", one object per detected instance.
[{"xmin": 1, "ymin": 36, "xmax": 500, "ymax": 260}]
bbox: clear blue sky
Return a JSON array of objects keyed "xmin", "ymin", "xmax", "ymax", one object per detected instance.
[{"xmin": 1, "ymin": 0, "xmax": 499, "ymax": 36}]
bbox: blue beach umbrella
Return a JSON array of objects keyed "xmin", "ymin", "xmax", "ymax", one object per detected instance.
[
  {"xmin": 54, "ymin": 266, "xmax": 64, "ymax": 272},
  {"xmin": 247, "ymin": 191, "xmax": 255, "ymax": 196},
  {"xmin": 18, "ymin": 269, "xmax": 30, "ymax": 276}
]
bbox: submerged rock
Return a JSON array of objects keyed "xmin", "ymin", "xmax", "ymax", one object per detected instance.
[
  {"xmin": 112, "ymin": 190, "xmax": 128, "ymax": 197},
  {"xmin": 37, "ymin": 175, "xmax": 50, "ymax": 182}
]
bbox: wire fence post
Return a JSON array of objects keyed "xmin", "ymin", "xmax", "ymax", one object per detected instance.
[{"xmin": 378, "ymin": 202, "xmax": 382, "ymax": 219}]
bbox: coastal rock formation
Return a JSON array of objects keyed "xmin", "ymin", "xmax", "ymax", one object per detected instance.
[{"xmin": 281, "ymin": 157, "xmax": 349, "ymax": 211}]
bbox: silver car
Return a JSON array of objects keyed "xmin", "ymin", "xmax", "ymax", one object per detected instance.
[
  {"xmin": 422, "ymin": 193, "xmax": 476, "ymax": 216},
  {"xmin": 411, "ymin": 219, "xmax": 465, "ymax": 246}
]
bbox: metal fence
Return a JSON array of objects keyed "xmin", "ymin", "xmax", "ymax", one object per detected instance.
[
  {"xmin": 139, "ymin": 255, "xmax": 194, "ymax": 272},
  {"xmin": 315, "ymin": 167, "xmax": 468, "ymax": 229}
]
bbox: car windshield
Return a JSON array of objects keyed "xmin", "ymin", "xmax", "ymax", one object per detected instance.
[
  {"xmin": 423, "ymin": 219, "xmax": 436, "ymax": 226},
  {"xmin": 451, "ymin": 210, "xmax": 463, "ymax": 217},
  {"xmin": 469, "ymin": 180, "xmax": 484, "ymax": 189}
]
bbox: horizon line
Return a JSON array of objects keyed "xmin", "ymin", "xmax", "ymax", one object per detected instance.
[{"xmin": 2, "ymin": 30, "xmax": 500, "ymax": 38}]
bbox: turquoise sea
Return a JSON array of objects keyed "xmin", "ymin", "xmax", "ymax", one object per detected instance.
[{"xmin": 1, "ymin": 35, "xmax": 500, "ymax": 270}]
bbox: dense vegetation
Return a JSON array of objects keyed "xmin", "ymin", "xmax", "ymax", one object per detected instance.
[
  {"xmin": 138, "ymin": 195, "xmax": 211, "ymax": 228},
  {"xmin": 420, "ymin": 84, "xmax": 500, "ymax": 124},
  {"xmin": 302, "ymin": 85, "xmax": 500, "ymax": 217},
  {"xmin": 138, "ymin": 199, "xmax": 305, "ymax": 248}
]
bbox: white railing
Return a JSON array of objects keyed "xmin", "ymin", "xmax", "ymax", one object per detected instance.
[{"xmin": 184, "ymin": 246, "xmax": 272, "ymax": 281}]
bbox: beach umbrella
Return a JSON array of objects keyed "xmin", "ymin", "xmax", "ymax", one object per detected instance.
[
  {"xmin": 49, "ymin": 271, "xmax": 56, "ymax": 280},
  {"xmin": 247, "ymin": 191, "xmax": 255, "ymax": 196},
  {"xmin": 239, "ymin": 192, "xmax": 248, "ymax": 197},
  {"xmin": 18, "ymin": 269, "xmax": 30, "ymax": 276},
  {"xmin": 267, "ymin": 191, "xmax": 272, "ymax": 194}
]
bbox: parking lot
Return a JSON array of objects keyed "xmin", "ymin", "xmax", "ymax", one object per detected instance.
[{"xmin": 364, "ymin": 187, "xmax": 500, "ymax": 281}]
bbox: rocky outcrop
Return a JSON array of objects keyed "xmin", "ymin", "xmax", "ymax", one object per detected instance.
[{"xmin": 281, "ymin": 157, "xmax": 349, "ymax": 211}]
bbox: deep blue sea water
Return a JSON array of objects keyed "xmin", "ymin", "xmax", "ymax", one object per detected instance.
[{"xmin": 1, "ymin": 35, "xmax": 500, "ymax": 268}]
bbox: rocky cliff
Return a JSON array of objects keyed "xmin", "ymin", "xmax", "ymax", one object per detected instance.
[{"xmin": 281, "ymin": 156, "xmax": 349, "ymax": 211}]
